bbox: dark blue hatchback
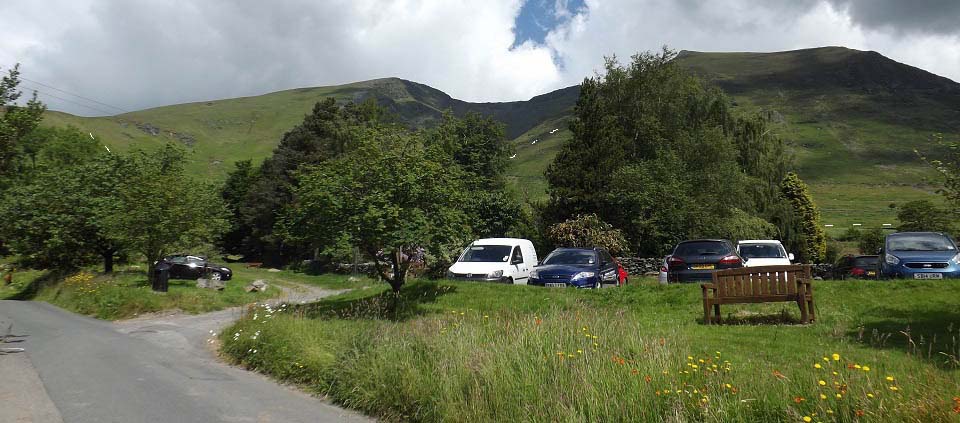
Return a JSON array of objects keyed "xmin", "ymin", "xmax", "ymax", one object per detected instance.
[{"xmin": 528, "ymin": 248, "xmax": 619, "ymax": 289}]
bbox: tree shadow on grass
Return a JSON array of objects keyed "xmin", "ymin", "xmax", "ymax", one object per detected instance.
[
  {"xmin": 4, "ymin": 271, "xmax": 59, "ymax": 301},
  {"xmin": 847, "ymin": 307, "xmax": 960, "ymax": 370},
  {"xmin": 295, "ymin": 281, "xmax": 456, "ymax": 322},
  {"xmin": 709, "ymin": 308, "xmax": 804, "ymax": 326}
]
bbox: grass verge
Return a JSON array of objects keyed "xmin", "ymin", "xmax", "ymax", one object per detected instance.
[
  {"xmin": 221, "ymin": 278, "xmax": 960, "ymax": 422},
  {"xmin": 2, "ymin": 264, "xmax": 371, "ymax": 320}
]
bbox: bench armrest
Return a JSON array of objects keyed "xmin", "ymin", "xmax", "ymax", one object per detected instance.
[{"xmin": 701, "ymin": 283, "xmax": 716, "ymax": 296}]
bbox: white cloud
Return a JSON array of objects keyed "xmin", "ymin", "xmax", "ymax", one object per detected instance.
[{"xmin": 1, "ymin": 0, "xmax": 957, "ymax": 116}]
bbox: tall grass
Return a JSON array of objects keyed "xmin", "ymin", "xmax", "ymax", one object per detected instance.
[{"xmin": 222, "ymin": 280, "xmax": 960, "ymax": 422}]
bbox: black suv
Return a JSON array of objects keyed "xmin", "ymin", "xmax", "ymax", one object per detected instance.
[
  {"xmin": 666, "ymin": 239, "xmax": 743, "ymax": 282},
  {"xmin": 156, "ymin": 254, "xmax": 233, "ymax": 281}
]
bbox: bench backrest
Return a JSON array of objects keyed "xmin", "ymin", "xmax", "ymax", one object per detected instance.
[{"xmin": 711, "ymin": 265, "xmax": 811, "ymax": 298}]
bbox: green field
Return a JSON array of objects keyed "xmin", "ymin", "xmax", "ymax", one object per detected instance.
[
  {"xmin": 36, "ymin": 47, "xmax": 960, "ymax": 232},
  {"xmin": 220, "ymin": 277, "xmax": 960, "ymax": 422},
  {"xmin": 1, "ymin": 264, "xmax": 371, "ymax": 320}
]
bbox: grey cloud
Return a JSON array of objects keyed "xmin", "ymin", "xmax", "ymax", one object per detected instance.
[{"xmin": 827, "ymin": 0, "xmax": 960, "ymax": 36}]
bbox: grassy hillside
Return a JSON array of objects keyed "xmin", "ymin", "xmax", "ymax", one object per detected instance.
[
  {"xmin": 505, "ymin": 47, "xmax": 960, "ymax": 235},
  {"xmin": 38, "ymin": 46, "xmax": 960, "ymax": 236}
]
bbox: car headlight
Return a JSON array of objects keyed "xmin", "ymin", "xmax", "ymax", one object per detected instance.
[
  {"xmin": 489, "ymin": 270, "xmax": 503, "ymax": 278},
  {"xmin": 885, "ymin": 253, "xmax": 900, "ymax": 266},
  {"xmin": 571, "ymin": 271, "xmax": 596, "ymax": 281},
  {"xmin": 529, "ymin": 269, "xmax": 539, "ymax": 278},
  {"xmin": 953, "ymin": 253, "xmax": 960, "ymax": 263}
]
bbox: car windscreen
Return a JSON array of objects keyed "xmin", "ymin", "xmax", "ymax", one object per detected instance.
[
  {"xmin": 738, "ymin": 243, "xmax": 785, "ymax": 258},
  {"xmin": 458, "ymin": 245, "xmax": 512, "ymax": 262},
  {"xmin": 887, "ymin": 234, "xmax": 956, "ymax": 252},
  {"xmin": 543, "ymin": 250, "xmax": 596, "ymax": 265},
  {"xmin": 674, "ymin": 241, "xmax": 730, "ymax": 256},
  {"xmin": 853, "ymin": 256, "xmax": 878, "ymax": 267}
]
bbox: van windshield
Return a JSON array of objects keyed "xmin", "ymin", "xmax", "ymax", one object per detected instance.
[{"xmin": 459, "ymin": 245, "xmax": 512, "ymax": 262}]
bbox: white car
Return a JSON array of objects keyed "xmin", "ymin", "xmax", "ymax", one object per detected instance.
[
  {"xmin": 446, "ymin": 238, "xmax": 538, "ymax": 284},
  {"xmin": 737, "ymin": 240, "xmax": 794, "ymax": 267},
  {"xmin": 658, "ymin": 256, "xmax": 669, "ymax": 284}
]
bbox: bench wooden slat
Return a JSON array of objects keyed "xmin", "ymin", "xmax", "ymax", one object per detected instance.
[{"xmin": 701, "ymin": 265, "xmax": 815, "ymax": 325}]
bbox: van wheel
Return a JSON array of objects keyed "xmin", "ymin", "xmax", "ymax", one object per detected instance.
[{"xmin": 501, "ymin": 277, "xmax": 513, "ymax": 284}]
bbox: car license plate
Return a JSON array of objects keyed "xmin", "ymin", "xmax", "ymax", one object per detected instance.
[
  {"xmin": 545, "ymin": 283, "xmax": 566, "ymax": 288},
  {"xmin": 691, "ymin": 264, "xmax": 715, "ymax": 270},
  {"xmin": 914, "ymin": 273, "xmax": 943, "ymax": 280},
  {"xmin": 866, "ymin": 271, "xmax": 876, "ymax": 276}
]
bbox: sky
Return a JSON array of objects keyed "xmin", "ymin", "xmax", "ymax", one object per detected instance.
[{"xmin": 1, "ymin": 0, "xmax": 959, "ymax": 116}]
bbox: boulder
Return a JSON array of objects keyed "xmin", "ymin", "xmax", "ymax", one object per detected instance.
[
  {"xmin": 245, "ymin": 279, "xmax": 269, "ymax": 292},
  {"xmin": 196, "ymin": 278, "xmax": 225, "ymax": 290}
]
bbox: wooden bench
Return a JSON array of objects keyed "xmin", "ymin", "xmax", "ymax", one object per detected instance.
[{"xmin": 701, "ymin": 265, "xmax": 815, "ymax": 324}]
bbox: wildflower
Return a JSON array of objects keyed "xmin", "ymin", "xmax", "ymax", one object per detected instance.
[
  {"xmin": 867, "ymin": 393, "xmax": 874, "ymax": 398},
  {"xmin": 725, "ymin": 384, "xmax": 732, "ymax": 389},
  {"xmin": 535, "ymin": 318, "xmax": 542, "ymax": 325},
  {"xmin": 818, "ymin": 380, "xmax": 827, "ymax": 386},
  {"xmin": 688, "ymin": 356, "xmax": 694, "ymax": 360},
  {"xmin": 698, "ymin": 359, "xmax": 705, "ymax": 363},
  {"xmin": 568, "ymin": 354, "xmax": 574, "ymax": 358},
  {"xmin": 832, "ymin": 353, "xmax": 840, "ymax": 361},
  {"xmin": 577, "ymin": 349, "xmax": 583, "ymax": 354},
  {"xmin": 889, "ymin": 386, "xmax": 899, "ymax": 392},
  {"xmin": 814, "ymin": 363, "xmax": 822, "ymax": 369},
  {"xmin": 691, "ymin": 364, "xmax": 699, "ymax": 369},
  {"xmin": 862, "ymin": 366, "xmax": 870, "ymax": 371},
  {"xmin": 856, "ymin": 410, "xmax": 864, "ymax": 417},
  {"xmin": 853, "ymin": 364, "xmax": 861, "ymax": 369},
  {"xmin": 794, "ymin": 396, "xmax": 805, "ymax": 404},
  {"xmin": 483, "ymin": 315, "xmax": 488, "ymax": 319},
  {"xmin": 885, "ymin": 376, "xmax": 895, "ymax": 382},
  {"xmin": 803, "ymin": 417, "xmax": 812, "ymax": 422},
  {"xmin": 819, "ymin": 394, "xmax": 827, "ymax": 400},
  {"xmin": 835, "ymin": 393, "xmax": 842, "ymax": 399},
  {"xmin": 644, "ymin": 375, "xmax": 652, "ymax": 383},
  {"xmin": 826, "ymin": 409, "xmax": 833, "ymax": 414}
]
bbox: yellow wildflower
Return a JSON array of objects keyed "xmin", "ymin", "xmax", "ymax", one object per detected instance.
[
  {"xmin": 885, "ymin": 376, "xmax": 894, "ymax": 382},
  {"xmin": 889, "ymin": 386, "xmax": 899, "ymax": 392},
  {"xmin": 862, "ymin": 366, "xmax": 870, "ymax": 371},
  {"xmin": 818, "ymin": 380, "xmax": 827, "ymax": 386},
  {"xmin": 814, "ymin": 363, "xmax": 822, "ymax": 369},
  {"xmin": 832, "ymin": 353, "xmax": 840, "ymax": 361},
  {"xmin": 819, "ymin": 394, "xmax": 827, "ymax": 400},
  {"xmin": 803, "ymin": 417, "xmax": 812, "ymax": 422}
]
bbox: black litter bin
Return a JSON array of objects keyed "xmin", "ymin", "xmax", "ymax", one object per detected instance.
[{"xmin": 153, "ymin": 262, "xmax": 171, "ymax": 292}]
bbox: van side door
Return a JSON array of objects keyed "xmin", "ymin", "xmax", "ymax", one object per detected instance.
[{"xmin": 510, "ymin": 246, "xmax": 528, "ymax": 283}]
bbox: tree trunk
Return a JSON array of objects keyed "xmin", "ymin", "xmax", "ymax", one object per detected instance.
[{"xmin": 102, "ymin": 250, "xmax": 115, "ymax": 273}]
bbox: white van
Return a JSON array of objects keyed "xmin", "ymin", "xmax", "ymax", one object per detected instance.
[
  {"xmin": 737, "ymin": 240, "xmax": 794, "ymax": 267},
  {"xmin": 446, "ymin": 238, "xmax": 538, "ymax": 284}
]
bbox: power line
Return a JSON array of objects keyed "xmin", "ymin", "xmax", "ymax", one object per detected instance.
[
  {"xmin": 18, "ymin": 76, "xmax": 131, "ymax": 114},
  {"xmin": 20, "ymin": 85, "xmax": 120, "ymax": 116}
]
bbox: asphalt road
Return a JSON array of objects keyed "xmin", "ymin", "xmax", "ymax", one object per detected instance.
[{"xmin": 0, "ymin": 297, "xmax": 370, "ymax": 423}]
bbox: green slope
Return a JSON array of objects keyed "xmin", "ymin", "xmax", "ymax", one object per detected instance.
[
  {"xmin": 38, "ymin": 47, "xmax": 960, "ymax": 235},
  {"xmin": 505, "ymin": 47, "xmax": 960, "ymax": 234}
]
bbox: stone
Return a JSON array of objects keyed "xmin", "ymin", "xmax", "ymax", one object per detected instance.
[
  {"xmin": 196, "ymin": 278, "xmax": 225, "ymax": 290},
  {"xmin": 245, "ymin": 279, "xmax": 268, "ymax": 292},
  {"xmin": 267, "ymin": 268, "xmax": 281, "ymax": 273}
]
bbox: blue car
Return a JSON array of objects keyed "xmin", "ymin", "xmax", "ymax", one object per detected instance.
[
  {"xmin": 879, "ymin": 232, "xmax": 960, "ymax": 280},
  {"xmin": 528, "ymin": 248, "xmax": 619, "ymax": 289}
]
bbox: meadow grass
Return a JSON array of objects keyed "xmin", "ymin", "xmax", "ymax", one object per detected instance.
[
  {"xmin": 2, "ymin": 263, "xmax": 371, "ymax": 320},
  {"xmin": 221, "ymin": 278, "xmax": 960, "ymax": 422}
]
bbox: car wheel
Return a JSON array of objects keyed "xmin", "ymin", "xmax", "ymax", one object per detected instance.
[
  {"xmin": 501, "ymin": 277, "xmax": 514, "ymax": 284},
  {"xmin": 209, "ymin": 271, "xmax": 222, "ymax": 281},
  {"xmin": 594, "ymin": 280, "xmax": 601, "ymax": 289}
]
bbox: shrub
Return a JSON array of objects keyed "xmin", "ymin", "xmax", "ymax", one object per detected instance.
[{"xmin": 546, "ymin": 214, "xmax": 629, "ymax": 255}]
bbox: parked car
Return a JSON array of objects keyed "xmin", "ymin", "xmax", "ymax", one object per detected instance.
[
  {"xmin": 658, "ymin": 256, "xmax": 669, "ymax": 284},
  {"xmin": 737, "ymin": 240, "xmax": 794, "ymax": 267},
  {"xmin": 879, "ymin": 232, "xmax": 960, "ymax": 279},
  {"xmin": 666, "ymin": 239, "xmax": 743, "ymax": 283},
  {"xmin": 446, "ymin": 238, "xmax": 538, "ymax": 284},
  {"xmin": 612, "ymin": 257, "xmax": 629, "ymax": 286},
  {"xmin": 529, "ymin": 248, "xmax": 619, "ymax": 289},
  {"xmin": 156, "ymin": 254, "xmax": 232, "ymax": 281},
  {"xmin": 835, "ymin": 255, "xmax": 879, "ymax": 279}
]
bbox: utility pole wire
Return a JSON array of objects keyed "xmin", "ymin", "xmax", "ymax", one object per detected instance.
[
  {"xmin": 19, "ymin": 76, "xmax": 131, "ymax": 113},
  {"xmin": 20, "ymin": 85, "xmax": 119, "ymax": 116}
]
